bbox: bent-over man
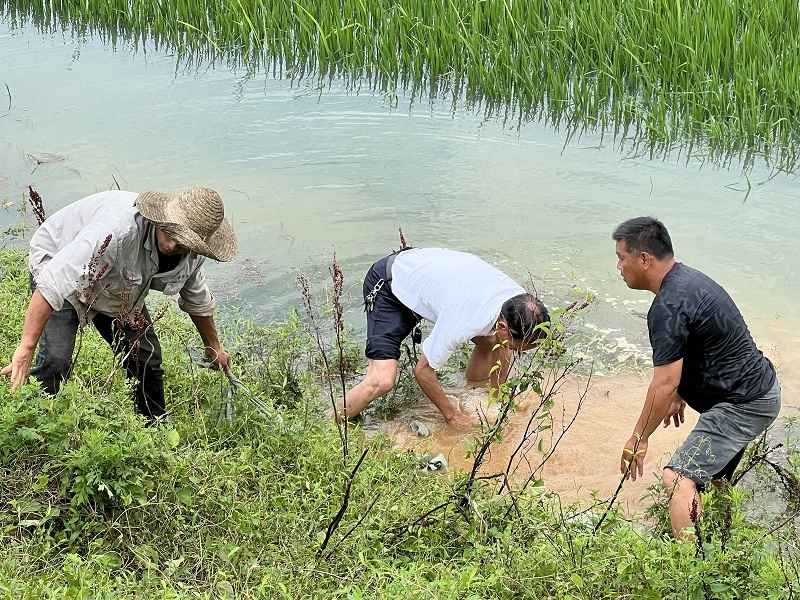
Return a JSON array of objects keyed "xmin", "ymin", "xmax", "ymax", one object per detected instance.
[
  {"xmin": 613, "ymin": 217, "xmax": 780, "ymax": 540},
  {"xmin": 336, "ymin": 247, "xmax": 550, "ymax": 426},
  {"xmin": 2, "ymin": 187, "xmax": 238, "ymax": 420}
]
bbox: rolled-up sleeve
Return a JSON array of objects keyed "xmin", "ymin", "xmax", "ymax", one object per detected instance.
[
  {"xmin": 178, "ymin": 264, "xmax": 216, "ymax": 316},
  {"xmin": 35, "ymin": 223, "xmax": 117, "ymax": 312}
]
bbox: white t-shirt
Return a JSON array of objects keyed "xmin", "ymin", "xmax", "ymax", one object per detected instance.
[{"xmin": 390, "ymin": 248, "xmax": 525, "ymax": 369}]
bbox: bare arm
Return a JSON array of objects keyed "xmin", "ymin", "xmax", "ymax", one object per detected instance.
[
  {"xmin": 621, "ymin": 359, "xmax": 683, "ymax": 480},
  {"xmin": 1, "ymin": 289, "xmax": 54, "ymax": 389},
  {"xmin": 189, "ymin": 314, "xmax": 232, "ymax": 373},
  {"xmin": 414, "ymin": 353, "xmax": 476, "ymax": 426}
]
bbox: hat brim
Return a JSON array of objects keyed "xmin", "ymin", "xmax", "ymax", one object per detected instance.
[
  {"xmin": 159, "ymin": 219, "xmax": 237, "ymax": 262},
  {"xmin": 136, "ymin": 191, "xmax": 238, "ymax": 262}
]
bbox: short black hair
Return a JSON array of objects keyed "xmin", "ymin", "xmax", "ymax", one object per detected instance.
[
  {"xmin": 612, "ymin": 217, "xmax": 674, "ymax": 260},
  {"xmin": 500, "ymin": 293, "xmax": 549, "ymax": 342}
]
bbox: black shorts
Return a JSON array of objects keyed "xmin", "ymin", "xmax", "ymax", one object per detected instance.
[{"xmin": 364, "ymin": 254, "xmax": 421, "ymax": 361}]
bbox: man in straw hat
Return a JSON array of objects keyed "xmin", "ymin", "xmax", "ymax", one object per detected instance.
[{"xmin": 2, "ymin": 187, "xmax": 237, "ymax": 420}]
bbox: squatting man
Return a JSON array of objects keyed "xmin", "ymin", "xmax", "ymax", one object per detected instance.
[
  {"xmin": 2, "ymin": 187, "xmax": 238, "ymax": 420},
  {"xmin": 334, "ymin": 247, "xmax": 550, "ymax": 426},
  {"xmin": 613, "ymin": 217, "xmax": 780, "ymax": 540}
]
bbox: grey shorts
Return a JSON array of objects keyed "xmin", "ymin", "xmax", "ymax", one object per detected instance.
[{"xmin": 665, "ymin": 380, "xmax": 781, "ymax": 489}]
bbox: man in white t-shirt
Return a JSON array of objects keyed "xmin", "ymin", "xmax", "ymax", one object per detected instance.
[{"xmin": 335, "ymin": 248, "xmax": 549, "ymax": 426}]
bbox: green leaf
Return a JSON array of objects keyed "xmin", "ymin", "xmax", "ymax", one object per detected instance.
[
  {"xmin": 165, "ymin": 429, "xmax": 180, "ymax": 448},
  {"xmin": 98, "ymin": 552, "xmax": 122, "ymax": 569},
  {"xmin": 31, "ymin": 476, "xmax": 49, "ymax": 491},
  {"xmin": 18, "ymin": 519, "xmax": 40, "ymax": 527},
  {"xmin": 17, "ymin": 426, "xmax": 42, "ymax": 442},
  {"xmin": 177, "ymin": 487, "xmax": 193, "ymax": 505},
  {"xmin": 216, "ymin": 581, "xmax": 235, "ymax": 599}
]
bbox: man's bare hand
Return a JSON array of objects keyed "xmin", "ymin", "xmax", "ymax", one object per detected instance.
[
  {"xmin": 206, "ymin": 348, "xmax": 232, "ymax": 373},
  {"xmin": 662, "ymin": 398, "xmax": 687, "ymax": 429},
  {"xmin": 1, "ymin": 344, "xmax": 36, "ymax": 390},
  {"xmin": 620, "ymin": 434, "xmax": 648, "ymax": 481},
  {"xmin": 445, "ymin": 409, "xmax": 478, "ymax": 427}
]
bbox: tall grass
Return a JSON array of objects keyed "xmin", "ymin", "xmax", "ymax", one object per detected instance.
[{"xmin": 3, "ymin": 0, "xmax": 799, "ymax": 172}]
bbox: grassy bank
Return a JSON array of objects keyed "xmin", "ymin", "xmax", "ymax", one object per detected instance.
[
  {"xmin": 2, "ymin": 0, "xmax": 799, "ymax": 173},
  {"xmin": 0, "ymin": 243, "xmax": 798, "ymax": 598}
]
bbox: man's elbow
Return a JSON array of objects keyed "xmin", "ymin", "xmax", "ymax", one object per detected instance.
[
  {"xmin": 652, "ymin": 376, "xmax": 680, "ymax": 397},
  {"xmin": 413, "ymin": 361, "xmax": 426, "ymax": 380},
  {"xmin": 413, "ymin": 359, "xmax": 438, "ymax": 382}
]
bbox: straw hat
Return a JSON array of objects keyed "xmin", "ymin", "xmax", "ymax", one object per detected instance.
[{"xmin": 135, "ymin": 187, "xmax": 237, "ymax": 262}]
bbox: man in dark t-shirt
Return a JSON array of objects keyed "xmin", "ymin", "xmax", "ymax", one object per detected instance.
[{"xmin": 612, "ymin": 217, "xmax": 780, "ymax": 540}]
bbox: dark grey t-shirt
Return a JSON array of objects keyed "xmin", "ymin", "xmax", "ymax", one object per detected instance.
[{"xmin": 648, "ymin": 263, "xmax": 776, "ymax": 413}]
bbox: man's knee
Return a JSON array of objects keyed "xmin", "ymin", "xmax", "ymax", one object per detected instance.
[
  {"xmin": 122, "ymin": 327, "xmax": 164, "ymax": 374},
  {"xmin": 662, "ymin": 467, "xmax": 678, "ymax": 489},
  {"xmin": 662, "ymin": 468, "xmax": 697, "ymax": 495},
  {"xmin": 137, "ymin": 345, "xmax": 164, "ymax": 374},
  {"xmin": 31, "ymin": 357, "xmax": 72, "ymax": 394},
  {"xmin": 370, "ymin": 373, "xmax": 396, "ymax": 397},
  {"xmin": 362, "ymin": 360, "xmax": 398, "ymax": 398}
]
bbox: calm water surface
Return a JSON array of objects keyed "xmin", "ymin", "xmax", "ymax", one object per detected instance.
[{"xmin": 1, "ymin": 23, "xmax": 798, "ymax": 513}]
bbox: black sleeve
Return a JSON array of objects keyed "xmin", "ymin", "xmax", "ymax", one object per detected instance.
[{"xmin": 648, "ymin": 296, "xmax": 689, "ymax": 366}]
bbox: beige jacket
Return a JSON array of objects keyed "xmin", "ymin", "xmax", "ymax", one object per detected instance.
[{"xmin": 29, "ymin": 190, "xmax": 215, "ymax": 323}]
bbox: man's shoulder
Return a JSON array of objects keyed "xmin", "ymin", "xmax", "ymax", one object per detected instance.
[
  {"xmin": 81, "ymin": 191, "xmax": 142, "ymax": 230},
  {"xmin": 660, "ymin": 262, "xmax": 722, "ymax": 294},
  {"xmin": 45, "ymin": 191, "xmax": 139, "ymax": 225},
  {"xmin": 654, "ymin": 262, "xmax": 739, "ymax": 323}
]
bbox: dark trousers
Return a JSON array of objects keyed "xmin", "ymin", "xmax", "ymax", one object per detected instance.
[{"xmin": 30, "ymin": 282, "xmax": 165, "ymax": 418}]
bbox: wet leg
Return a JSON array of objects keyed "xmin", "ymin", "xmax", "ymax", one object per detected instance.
[{"xmin": 335, "ymin": 359, "xmax": 398, "ymax": 421}]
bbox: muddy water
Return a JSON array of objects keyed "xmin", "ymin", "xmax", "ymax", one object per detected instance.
[
  {"xmin": 363, "ymin": 323, "xmax": 800, "ymax": 516},
  {"xmin": 1, "ymin": 22, "xmax": 799, "ymax": 513}
]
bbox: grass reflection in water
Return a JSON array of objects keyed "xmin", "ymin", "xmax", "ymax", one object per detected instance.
[{"xmin": 2, "ymin": 0, "xmax": 800, "ymax": 174}]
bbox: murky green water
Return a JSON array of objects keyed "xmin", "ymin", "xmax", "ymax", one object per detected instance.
[{"xmin": 2, "ymin": 22, "xmax": 798, "ymax": 511}]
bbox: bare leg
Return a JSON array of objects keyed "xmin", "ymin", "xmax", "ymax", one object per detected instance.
[
  {"xmin": 663, "ymin": 468, "xmax": 701, "ymax": 541},
  {"xmin": 334, "ymin": 359, "xmax": 398, "ymax": 421}
]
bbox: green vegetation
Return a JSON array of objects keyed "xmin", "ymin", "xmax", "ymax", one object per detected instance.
[
  {"xmin": 3, "ymin": 0, "xmax": 800, "ymax": 173},
  {"xmin": 0, "ymin": 245, "xmax": 798, "ymax": 598}
]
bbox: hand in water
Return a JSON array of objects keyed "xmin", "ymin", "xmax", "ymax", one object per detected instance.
[{"xmin": 446, "ymin": 409, "xmax": 478, "ymax": 427}]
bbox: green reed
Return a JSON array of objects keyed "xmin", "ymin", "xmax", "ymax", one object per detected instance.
[{"xmin": 3, "ymin": 0, "xmax": 799, "ymax": 172}]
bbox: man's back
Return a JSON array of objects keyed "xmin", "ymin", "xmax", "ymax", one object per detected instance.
[
  {"xmin": 390, "ymin": 248, "xmax": 525, "ymax": 370},
  {"xmin": 649, "ymin": 262, "xmax": 775, "ymax": 411},
  {"xmin": 30, "ymin": 190, "xmax": 141, "ymax": 260}
]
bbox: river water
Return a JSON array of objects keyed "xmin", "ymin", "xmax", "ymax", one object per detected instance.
[{"xmin": 1, "ymin": 23, "xmax": 798, "ymax": 515}]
